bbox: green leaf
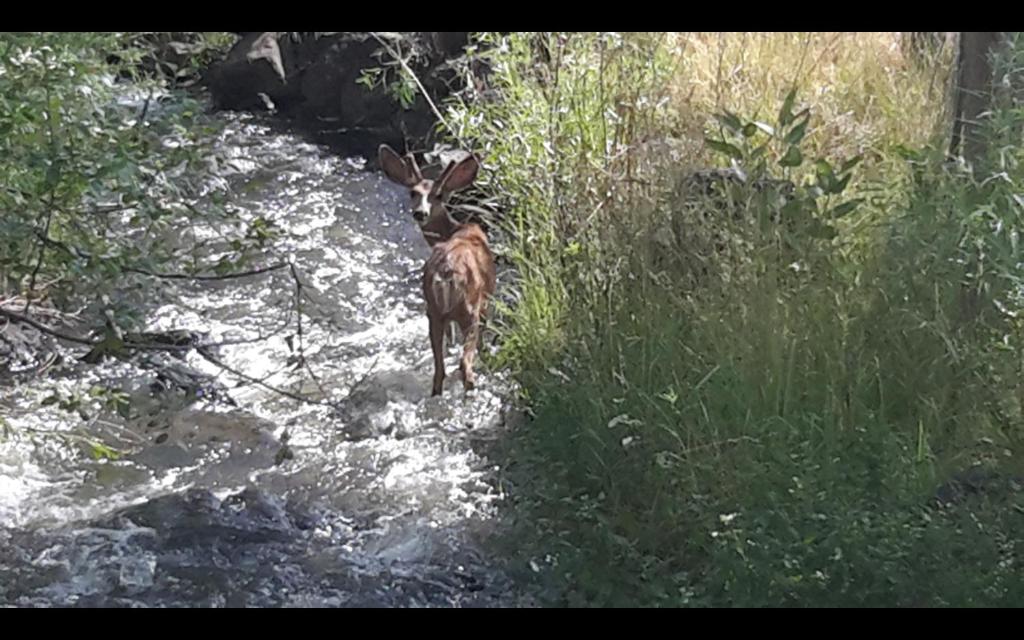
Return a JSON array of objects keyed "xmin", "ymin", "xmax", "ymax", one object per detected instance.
[
  {"xmin": 715, "ymin": 111, "xmax": 743, "ymax": 134},
  {"xmin": 41, "ymin": 394, "xmax": 60, "ymax": 406},
  {"xmin": 814, "ymin": 159, "xmax": 836, "ymax": 191},
  {"xmin": 891, "ymin": 144, "xmax": 922, "ymax": 161},
  {"xmin": 214, "ymin": 258, "xmax": 234, "ymax": 276},
  {"xmin": 830, "ymin": 198, "xmax": 865, "ymax": 218},
  {"xmin": 742, "ymin": 123, "xmax": 758, "ymax": 138},
  {"xmin": 783, "ymin": 117, "xmax": 809, "ymax": 146},
  {"xmin": 839, "ymin": 155, "xmax": 863, "ymax": 174},
  {"xmin": 704, "ymin": 138, "xmax": 744, "ymax": 160},
  {"xmin": 89, "ymin": 441, "xmax": 121, "ymax": 461},
  {"xmin": 806, "ymin": 218, "xmax": 838, "ymax": 240},
  {"xmin": 831, "ymin": 172, "xmax": 853, "ymax": 195},
  {"xmin": 780, "ymin": 199, "xmax": 810, "ymax": 220},
  {"xmin": 778, "ymin": 88, "xmax": 797, "ymax": 127},
  {"xmin": 779, "ymin": 146, "xmax": 803, "ymax": 167}
]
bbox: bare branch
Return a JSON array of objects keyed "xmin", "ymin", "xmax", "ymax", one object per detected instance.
[
  {"xmin": 0, "ymin": 306, "xmax": 95, "ymax": 346},
  {"xmin": 24, "ymin": 192, "xmax": 58, "ymax": 314},
  {"xmin": 287, "ymin": 260, "xmax": 331, "ymax": 401},
  {"xmin": 369, "ymin": 32, "xmax": 469, "ymax": 152},
  {"xmin": 195, "ymin": 346, "xmax": 339, "ymax": 410},
  {"xmin": 124, "ymin": 262, "xmax": 288, "ymax": 281},
  {"xmin": 1, "ymin": 306, "xmax": 250, "ymax": 353}
]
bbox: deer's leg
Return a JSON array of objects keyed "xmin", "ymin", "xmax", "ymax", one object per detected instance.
[
  {"xmin": 458, "ymin": 316, "xmax": 481, "ymax": 391},
  {"xmin": 429, "ymin": 313, "xmax": 446, "ymax": 396}
]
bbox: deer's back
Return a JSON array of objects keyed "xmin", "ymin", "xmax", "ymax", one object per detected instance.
[{"xmin": 422, "ymin": 224, "xmax": 495, "ymax": 320}]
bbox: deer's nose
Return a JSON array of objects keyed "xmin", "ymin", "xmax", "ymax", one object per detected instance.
[{"xmin": 412, "ymin": 210, "xmax": 427, "ymax": 222}]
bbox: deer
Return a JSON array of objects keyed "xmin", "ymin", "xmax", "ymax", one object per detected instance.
[{"xmin": 378, "ymin": 144, "xmax": 496, "ymax": 397}]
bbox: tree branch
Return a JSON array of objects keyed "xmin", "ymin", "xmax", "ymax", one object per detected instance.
[
  {"xmin": 123, "ymin": 262, "xmax": 288, "ymax": 281},
  {"xmin": 1, "ymin": 306, "xmax": 258, "ymax": 353},
  {"xmin": 0, "ymin": 306, "xmax": 95, "ymax": 346},
  {"xmin": 24, "ymin": 192, "xmax": 58, "ymax": 314},
  {"xmin": 195, "ymin": 346, "xmax": 338, "ymax": 410},
  {"xmin": 288, "ymin": 260, "xmax": 330, "ymax": 401},
  {"xmin": 369, "ymin": 32, "xmax": 468, "ymax": 152},
  {"xmin": 2, "ymin": 296, "xmax": 342, "ymax": 410}
]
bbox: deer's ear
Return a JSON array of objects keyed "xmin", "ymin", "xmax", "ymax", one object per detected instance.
[
  {"xmin": 436, "ymin": 153, "xmax": 480, "ymax": 195},
  {"xmin": 404, "ymin": 152, "xmax": 424, "ymax": 182},
  {"xmin": 431, "ymin": 160, "xmax": 456, "ymax": 197},
  {"xmin": 379, "ymin": 144, "xmax": 419, "ymax": 187}
]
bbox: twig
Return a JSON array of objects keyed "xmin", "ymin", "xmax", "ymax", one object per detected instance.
[
  {"xmin": 369, "ymin": 32, "xmax": 469, "ymax": 152},
  {"xmin": 137, "ymin": 87, "xmax": 154, "ymax": 129},
  {"xmin": 36, "ymin": 230, "xmax": 288, "ymax": 285},
  {"xmin": 202, "ymin": 311, "xmax": 294, "ymax": 349},
  {"xmin": 26, "ymin": 79, "xmax": 61, "ymax": 314},
  {"xmin": 0, "ymin": 305, "xmax": 274, "ymax": 354},
  {"xmin": 288, "ymin": 260, "xmax": 331, "ymax": 402},
  {"xmin": 124, "ymin": 262, "xmax": 288, "ymax": 281},
  {"xmin": 1, "ymin": 296, "xmax": 81, "ymax": 324},
  {"xmin": 195, "ymin": 346, "xmax": 339, "ymax": 410},
  {"xmin": 345, "ymin": 356, "xmax": 380, "ymax": 399},
  {"xmin": 86, "ymin": 203, "xmax": 137, "ymax": 216},
  {"xmin": 2, "ymin": 267, "xmax": 361, "ymax": 413},
  {"xmin": 789, "ymin": 33, "xmax": 817, "ymax": 89},
  {"xmin": 0, "ymin": 307, "xmax": 95, "ymax": 346},
  {"xmin": 24, "ymin": 192, "xmax": 58, "ymax": 314}
]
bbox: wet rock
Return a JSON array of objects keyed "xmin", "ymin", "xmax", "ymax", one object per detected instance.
[
  {"xmin": 1, "ymin": 485, "xmax": 530, "ymax": 607},
  {"xmin": 101, "ymin": 487, "xmax": 298, "ymax": 549},
  {"xmin": 166, "ymin": 409, "xmax": 279, "ymax": 448},
  {"xmin": 205, "ymin": 32, "xmax": 481, "ymax": 160},
  {"xmin": 340, "ymin": 369, "xmax": 432, "ymax": 441}
]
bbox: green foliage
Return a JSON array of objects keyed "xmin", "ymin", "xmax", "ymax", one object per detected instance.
[
  {"xmin": 447, "ymin": 33, "xmax": 1024, "ymax": 606},
  {"xmin": 357, "ymin": 65, "xmax": 419, "ymax": 109},
  {"xmin": 447, "ymin": 32, "xmax": 679, "ymax": 370},
  {"xmin": 0, "ymin": 32, "xmax": 259, "ymax": 332},
  {"xmin": 0, "ymin": 33, "xmax": 272, "ymax": 449},
  {"xmin": 358, "ymin": 35, "xmax": 428, "ymax": 110},
  {"xmin": 117, "ymin": 32, "xmax": 236, "ymax": 86}
]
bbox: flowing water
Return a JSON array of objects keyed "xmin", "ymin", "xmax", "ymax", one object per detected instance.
[{"xmin": 0, "ymin": 99, "xmax": 531, "ymax": 607}]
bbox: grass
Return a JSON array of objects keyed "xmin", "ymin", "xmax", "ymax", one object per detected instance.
[
  {"xmin": 668, "ymin": 33, "xmax": 954, "ymax": 166},
  {"xmin": 440, "ymin": 32, "xmax": 1024, "ymax": 606}
]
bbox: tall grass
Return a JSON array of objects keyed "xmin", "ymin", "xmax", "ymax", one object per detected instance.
[
  {"xmin": 668, "ymin": 33, "xmax": 954, "ymax": 165},
  {"xmin": 445, "ymin": 32, "xmax": 1024, "ymax": 606}
]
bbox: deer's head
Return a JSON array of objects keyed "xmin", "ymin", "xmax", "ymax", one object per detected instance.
[{"xmin": 378, "ymin": 144, "xmax": 480, "ymax": 231}]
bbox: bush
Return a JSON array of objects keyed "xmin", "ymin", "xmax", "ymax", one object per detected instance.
[
  {"xmin": 445, "ymin": 32, "xmax": 1024, "ymax": 606},
  {"xmin": 0, "ymin": 32, "xmax": 259, "ymax": 343}
]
